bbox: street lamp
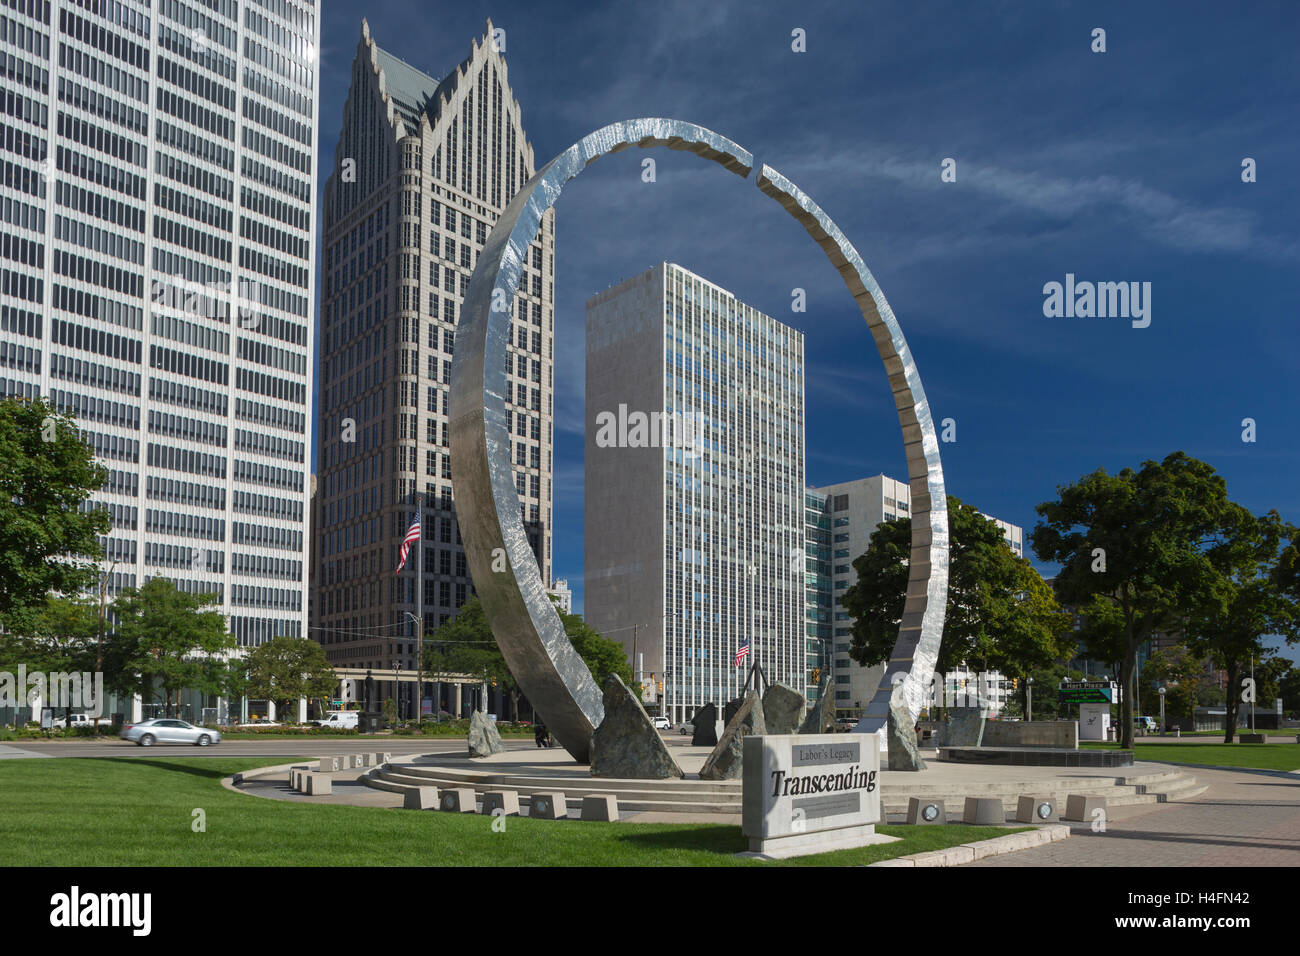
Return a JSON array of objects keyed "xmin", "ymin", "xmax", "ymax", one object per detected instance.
[
  {"xmin": 1026, "ymin": 676, "xmax": 1034, "ymax": 723},
  {"xmin": 394, "ymin": 659, "xmax": 403, "ymax": 723},
  {"xmin": 1158, "ymin": 686, "xmax": 1166, "ymax": 735}
]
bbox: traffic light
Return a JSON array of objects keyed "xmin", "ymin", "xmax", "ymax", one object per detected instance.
[
  {"xmin": 657, "ymin": 681, "xmax": 663, "ymax": 695},
  {"xmin": 811, "ymin": 667, "xmax": 821, "ymax": 685},
  {"xmin": 1012, "ymin": 678, "xmax": 1019, "ymax": 691}
]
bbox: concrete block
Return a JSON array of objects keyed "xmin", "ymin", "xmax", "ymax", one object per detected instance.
[
  {"xmin": 378, "ymin": 752, "xmax": 391, "ymax": 764},
  {"xmin": 962, "ymin": 796, "xmax": 1005, "ymax": 825},
  {"xmin": 1064, "ymin": 794, "xmax": 1106, "ymax": 822},
  {"xmin": 1015, "ymin": 795, "xmax": 1056, "ymax": 824},
  {"xmin": 290, "ymin": 769, "xmax": 304, "ymax": 791},
  {"xmin": 304, "ymin": 773, "xmax": 331, "ymax": 795},
  {"xmin": 439, "ymin": 787, "xmax": 477, "ymax": 813},
  {"xmin": 482, "ymin": 790, "xmax": 521, "ymax": 816},
  {"xmin": 1238, "ymin": 734, "xmax": 1265, "ymax": 744},
  {"xmin": 337, "ymin": 754, "xmax": 353, "ymax": 771},
  {"xmin": 318, "ymin": 756, "xmax": 339, "ymax": 773},
  {"xmin": 403, "ymin": 787, "xmax": 440, "ymax": 810},
  {"xmin": 905, "ymin": 797, "xmax": 946, "ymax": 825},
  {"xmin": 580, "ymin": 794, "xmax": 619, "ymax": 822},
  {"xmin": 354, "ymin": 753, "xmax": 366, "ymax": 768},
  {"xmin": 530, "ymin": 791, "xmax": 568, "ymax": 820}
]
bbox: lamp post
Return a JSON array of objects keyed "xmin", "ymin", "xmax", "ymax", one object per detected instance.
[
  {"xmin": 394, "ymin": 659, "xmax": 402, "ymax": 723},
  {"xmin": 1026, "ymin": 676, "xmax": 1034, "ymax": 723},
  {"xmin": 1158, "ymin": 686, "xmax": 1166, "ymax": 735}
]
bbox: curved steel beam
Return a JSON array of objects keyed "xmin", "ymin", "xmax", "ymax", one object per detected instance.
[{"xmin": 449, "ymin": 118, "xmax": 946, "ymax": 761}]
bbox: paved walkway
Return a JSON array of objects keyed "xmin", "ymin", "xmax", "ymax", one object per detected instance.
[{"xmin": 965, "ymin": 766, "xmax": 1300, "ymax": 866}]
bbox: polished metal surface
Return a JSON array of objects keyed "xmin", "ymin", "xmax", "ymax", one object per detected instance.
[
  {"xmin": 754, "ymin": 165, "xmax": 949, "ymax": 743},
  {"xmin": 450, "ymin": 119, "xmax": 946, "ymax": 762}
]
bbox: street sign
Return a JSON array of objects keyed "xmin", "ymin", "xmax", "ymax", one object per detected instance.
[{"xmin": 1058, "ymin": 680, "xmax": 1117, "ymax": 704}]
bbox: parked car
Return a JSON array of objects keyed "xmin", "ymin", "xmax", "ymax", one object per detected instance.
[
  {"xmin": 120, "ymin": 718, "xmax": 221, "ymax": 747},
  {"xmin": 65, "ymin": 713, "xmax": 95, "ymax": 727},
  {"xmin": 313, "ymin": 711, "xmax": 359, "ymax": 730},
  {"xmin": 835, "ymin": 717, "xmax": 858, "ymax": 733},
  {"xmin": 237, "ymin": 719, "xmax": 281, "ymax": 728},
  {"xmin": 678, "ymin": 721, "xmax": 694, "ymax": 736},
  {"xmin": 1134, "ymin": 716, "xmax": 1157, "ymax": 733},
  {"xmin": 651, "ymin": 716, "xmax": 671, "ymax": 731}
]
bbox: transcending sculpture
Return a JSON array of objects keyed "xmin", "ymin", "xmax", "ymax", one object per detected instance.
[{"xmin": 449, "ymin": 119, "xmax": 949, "ymax": 762}]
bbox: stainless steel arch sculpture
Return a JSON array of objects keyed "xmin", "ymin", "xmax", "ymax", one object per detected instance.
[{"xmin": 449, "ymin": 119, "xmax": 948, "ymax": 761}]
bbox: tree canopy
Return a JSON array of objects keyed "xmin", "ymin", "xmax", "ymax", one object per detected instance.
[
  {"xmin": 0, "ymin": 397, "xmax": 110, "ymax": 633},
  {"xmin": 1032, "ymin": 451, "xmax": 1240, "ymax": 748},
  {"xmin": 841, "ymin": 495, "xmax": 1073, "ymax": 680},
  {"xmin": 244, "ymin": 636, "xmax": 338, "ymax": 719},
  {"xmin": 421, "ymin": 595, "xmax": 634, "ymax": 717},
  {"xmin": 106, "ymin": 578, "xmax": 237, "ymax": 717}
]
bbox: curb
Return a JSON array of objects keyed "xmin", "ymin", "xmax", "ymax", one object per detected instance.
[{"xmin": 868, "ymin": 824, "xmax": 1071, "ymax": 867}]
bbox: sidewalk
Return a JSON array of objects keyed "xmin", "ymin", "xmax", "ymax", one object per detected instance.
[{"xmin": 964, "ymin": 765, "xmax": 1300, "ymax": 866}]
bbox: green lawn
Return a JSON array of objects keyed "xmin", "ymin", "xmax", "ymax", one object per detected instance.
[
  {"xmin": 1083, "ymin": 742, "xmax": 1300, "ymax": 772},
  {"xmin": 0, "ymin": 757, "xmax": 1022, "ymax": 867}
]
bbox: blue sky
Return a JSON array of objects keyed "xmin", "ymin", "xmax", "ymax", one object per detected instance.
[{"xmin": 313, "ymin": 1, "xmax": 1300, "ymax": 659}]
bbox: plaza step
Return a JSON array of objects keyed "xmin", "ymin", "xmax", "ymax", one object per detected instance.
[{"xmin": 363, "ymin": 755, "xmax": 1202, "ymax": 819}]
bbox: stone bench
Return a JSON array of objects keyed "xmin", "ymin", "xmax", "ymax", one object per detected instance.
[
  {"xmin": 439, "ymin": 787, "xmax": 477, "ymax": 813},
  {"xmin": 529, "ymin": 792, "xmax": 567, "ymax": 820},
  {"xmin": 962, "ymin": 797, "xmax": 1005, "ymax": 825},
  {"xmin": 403, "ymin": 787, "xmax": 440, "ymax": 810},
  {"xmin": 1063, "ymin": 794, "xmax": 1105, "ymax": 822},
  {"xmin": 300, "ymin": 772, "xmax": 331, "ymax": 796},
  {"xmin": 482, "ymin": 790, "xmax": 520, "ymax": 816},
  {"xmin": 580, "ymin": 794, "xmax": 619, "ymax": 822}
]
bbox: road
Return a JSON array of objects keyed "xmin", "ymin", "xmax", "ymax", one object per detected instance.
[{"xmin": 0, "ymin": 737, "xmax": 542, "ymax": 759}]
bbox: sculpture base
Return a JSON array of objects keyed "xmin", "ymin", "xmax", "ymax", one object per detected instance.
[{"xmin": 737, "ymin": 824, "xmax": 899, "ymax": 860}]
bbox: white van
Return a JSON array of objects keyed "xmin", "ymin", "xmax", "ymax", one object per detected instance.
[{"xmin": 315, "ymin": 711, "xmax": 359, "ymax": 730}]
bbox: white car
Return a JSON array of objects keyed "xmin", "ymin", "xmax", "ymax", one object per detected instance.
[{"xmin": 652, "ymin": 716, "xmax": 671, "ymax": 731}]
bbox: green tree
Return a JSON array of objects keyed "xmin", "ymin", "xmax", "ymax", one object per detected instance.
[
  {"xmin": 0, "ymin": 397, "xmax": 110, "ymax": 633},
  {"xmin": 1, "ymin": 595, "xmax": 99, "ymax": 726},
  {"xmin": 107, "ymin": 578, "xmax": 236, "ymax": 717},
  {"xmin": 842, "ymin": 495, "xmax": 1073, "ymax": 679},
  {"xmin": 1278, "ymin": 666, "xmax": 1300, "ymax": 718},
  {"xmin": 1183, "ymin": 508, "xmax": 1299, "ymax": 742},
  {"xmin": 1032, "ymin": 452, "xmax": 1237, "ymax": 749},
  {"xmin": 245, "ymin": 636, "xmax": 337, "ymax": 721},
  {"xmin": 421, "ymin": 596, "xmax": 634, "ymax": 719},
  {"xmin": 1142, "ymin": 645, "xmax": 1205, "ymax": 724}
]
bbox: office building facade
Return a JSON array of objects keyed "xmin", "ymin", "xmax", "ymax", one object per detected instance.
[
  {"xmin": 585, "ymin": 262, "xmax": 805, "ymax": 725},
  {"xmin": 0, "ymin": 0, "xmax": 319, "ymax": 645},
  {"xmin": 809, "ymin": 474, "xmax": 1024, "ymax": 716},
  {"xmin": 315, "ymin": 21, "xmax": 554, "ymax": 674}
]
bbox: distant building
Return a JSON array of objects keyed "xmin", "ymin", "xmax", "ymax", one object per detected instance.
[
  {"xmin": 807, "ymin": 475, "xmax": 1025, "ymax": 716},
  {"xmin": 0, "ymin": 0, "xmax": 321, "ymax": 647},
  {"xmin": 585, "ymin": 263, "xmax": 806, "ymax": 725},
  {"xmin": 547, "ymin": 578, "xmax": 572, "ymax": 614}
]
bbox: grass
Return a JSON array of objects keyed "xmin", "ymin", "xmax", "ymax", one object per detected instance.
[
  {"xmin": 1082, "ymin": 742, "xmax": 1300, "ymax": 772},
  {"xmin": 0, "ymin": 757, "xmax": 1024, "ymax": 867}
]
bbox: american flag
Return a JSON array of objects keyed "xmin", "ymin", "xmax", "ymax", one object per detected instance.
[
  {"xmin": 734, "ymin": 640, "xmax": 750, "ymax": 667},
  {"xmin": 394, "ymin": 511, "xmax": 421, "ymax": 575}
]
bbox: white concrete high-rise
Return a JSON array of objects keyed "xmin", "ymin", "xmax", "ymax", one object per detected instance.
[
  {"xmin": 809, "ymin": 474, "xmax": 1024, "ymax": 716},
  {"xmin": 585, "ymin": 263, "xmax": 805, "ymax": 725},
  {"xmin": 0, "ymin": 0, "xmax": 320, "ymax": 645},
  {"xmin": 314, "ymin": 21, "xmax": 555, "ymax": 674}
]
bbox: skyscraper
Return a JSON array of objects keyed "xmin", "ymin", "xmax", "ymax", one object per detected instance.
[
  {"xmin": 0, "ymin": 0, "xmax": 320, "ymax": 646},
  {"xmin": 585, "ymin": 263, "xmax": 805, "ymax": 725},
  {"xmin": 315, "ymin": 21, "xmax": 555, "ymax": 674}
]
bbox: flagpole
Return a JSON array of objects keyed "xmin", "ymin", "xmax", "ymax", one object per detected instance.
[{"xmin": 415, "ymin": 495, "xmax": 423, "ymax": 725}]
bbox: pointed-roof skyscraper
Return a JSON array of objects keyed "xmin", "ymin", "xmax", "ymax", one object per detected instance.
[{"xmin": 315, "ymin": 22, "xmax": 556, "ymax": 701}]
